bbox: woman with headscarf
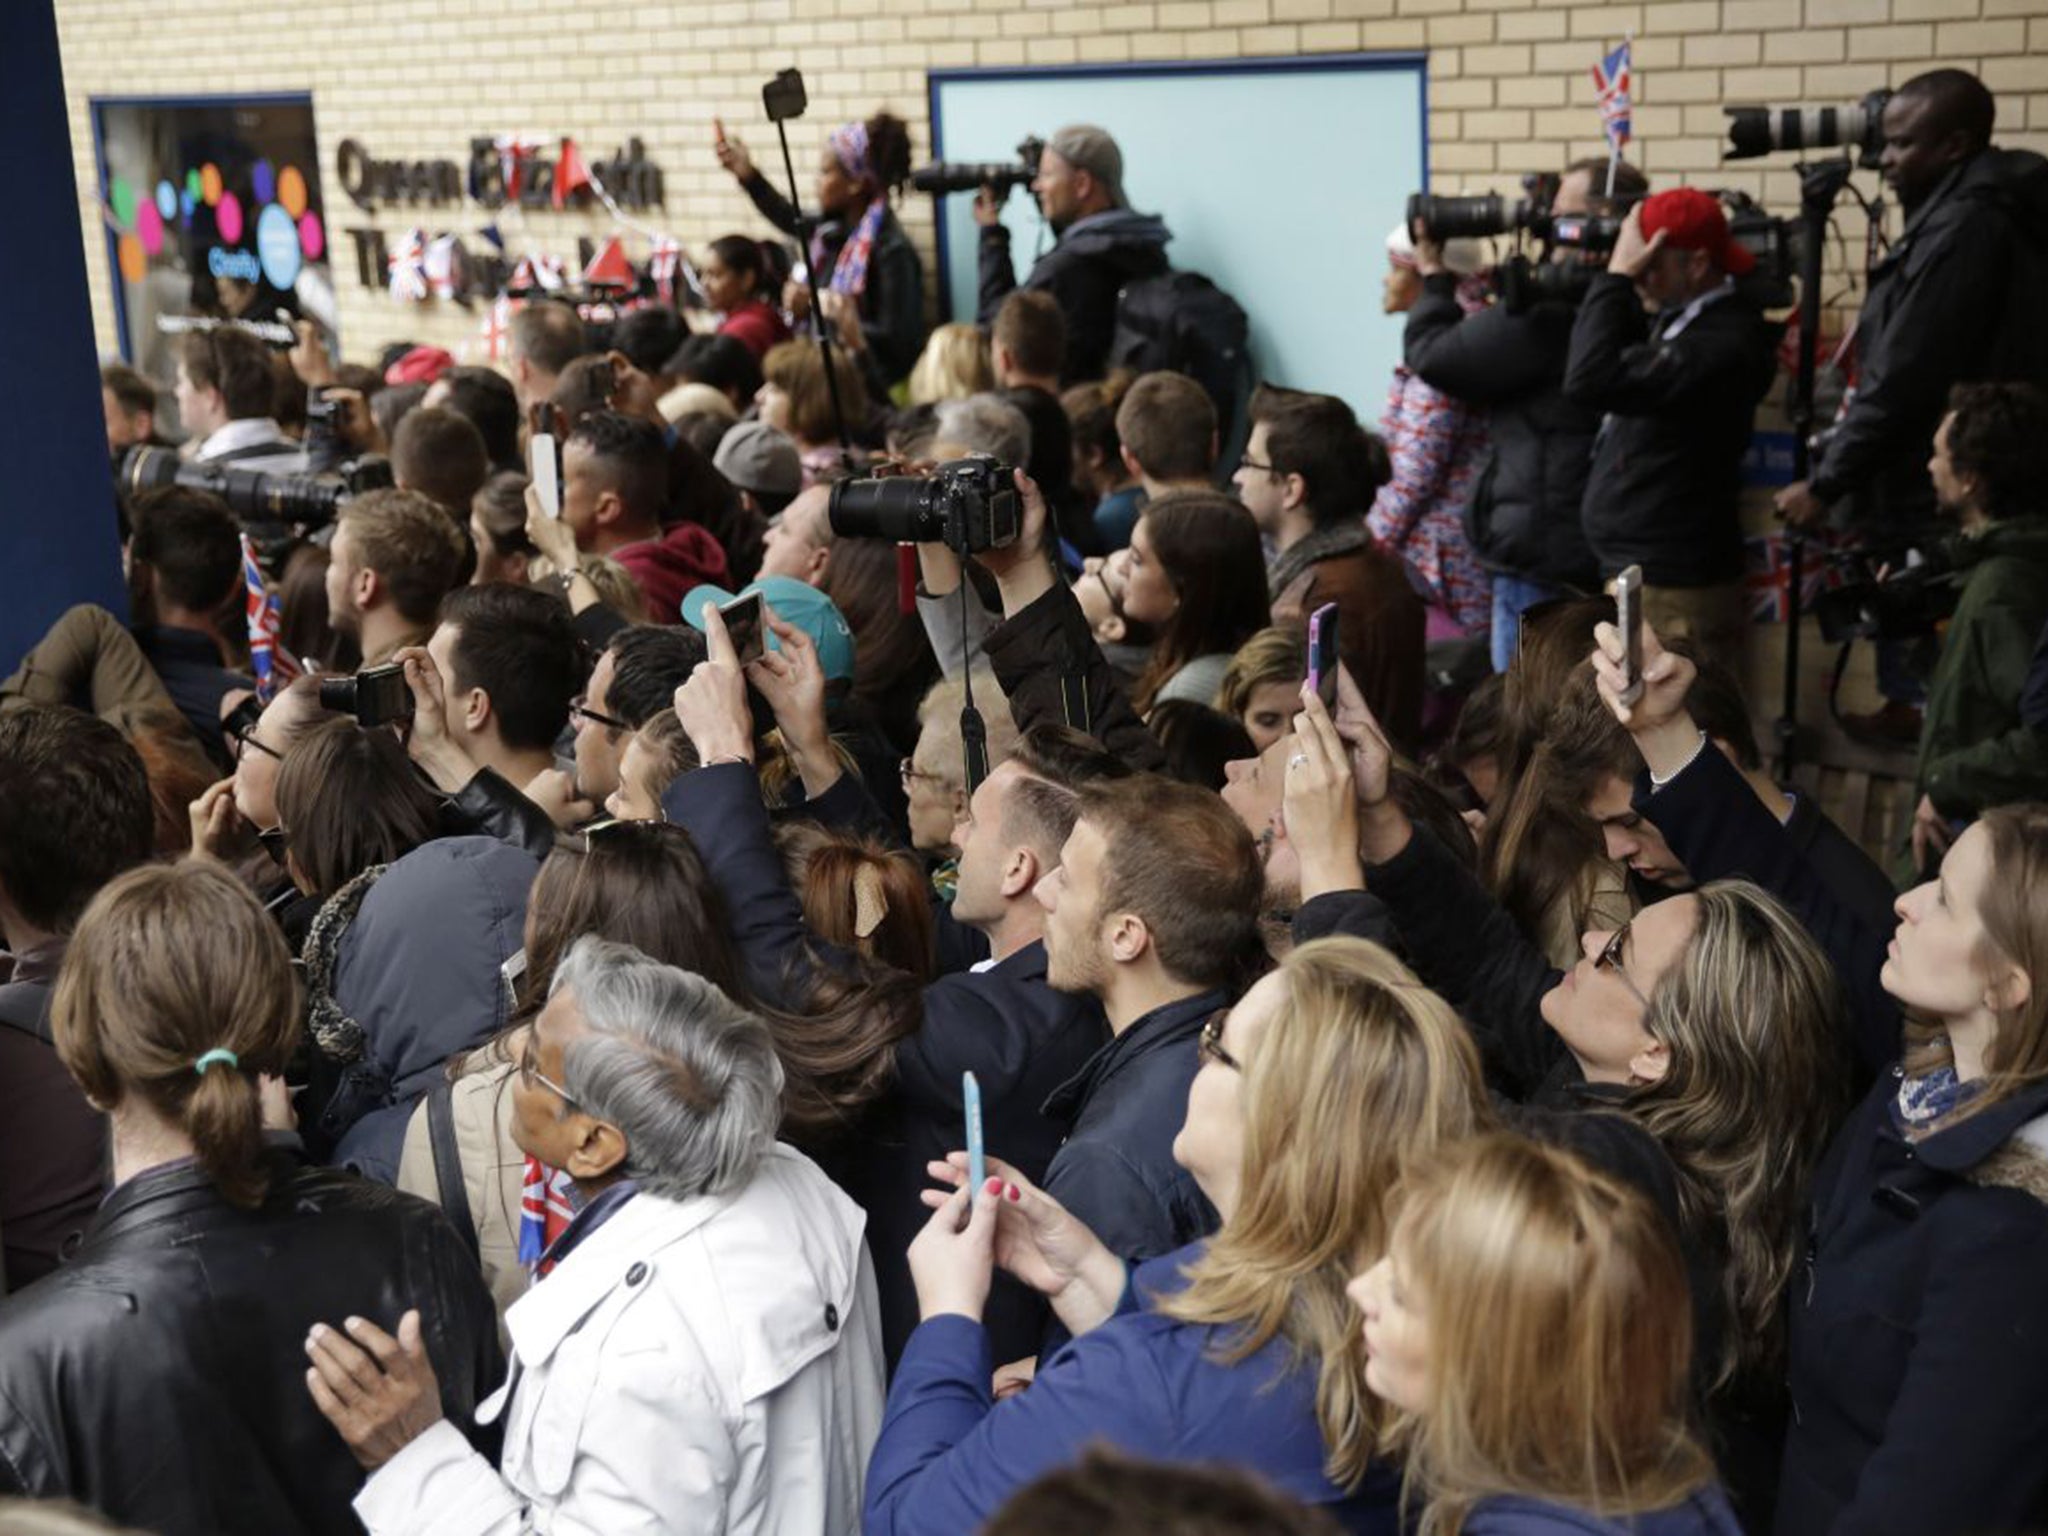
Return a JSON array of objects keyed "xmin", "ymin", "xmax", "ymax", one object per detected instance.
[{"xmin": 716, "ymin": 110, "xmax": 929, "ymax": 390}]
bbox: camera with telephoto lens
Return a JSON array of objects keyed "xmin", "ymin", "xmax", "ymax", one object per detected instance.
[
  {"xmin": 116, "ymin": 444, "xmax": 393, "ymax": 531},
  {"xmin": 910, "ymin": 137, "xmax": 1047, "ymax": 198},
  {"xmin": 829, "ymin": 455, "xmax": 1022, "ymax": 554},
  {"xmin": 317, "ymin": 662, "xmax": 416, "ymax": 729},
  {"xmin": 1407, "ymin": 172, "xmax": 1635, "ymax": 251},
  {"xmin": 1724, "ymin": 90, "xmax": 1892, "ymax": 168}
]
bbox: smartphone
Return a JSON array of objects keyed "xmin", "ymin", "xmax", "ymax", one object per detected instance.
[
  {"xmin": 1613, "ymin": 565, "xmax": 1644, "ymax": 708},
  {"xmin": 1307, "ymin": 602, "xmax": 1341, "ymax": 709},
  {"xmin": 528, "ymin": 404, "xmax": 561, "ymax": 521},
  {"xmin": 719, "ymin": 592, "xmax": 765, "ymax": 665},
  {"xmin": 963, "ymin": 1070, "xmax": 986, "ymax": 1198}
]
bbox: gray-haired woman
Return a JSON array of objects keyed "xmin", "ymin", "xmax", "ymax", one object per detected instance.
[{"xmin": 307, "ymin": 936, "xmax": 885, "ymax": 1534}]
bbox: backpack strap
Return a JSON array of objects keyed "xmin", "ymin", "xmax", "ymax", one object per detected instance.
[{"xmin": 426, "ymin": 1081, "xmax": 480, "ymax": 1262}]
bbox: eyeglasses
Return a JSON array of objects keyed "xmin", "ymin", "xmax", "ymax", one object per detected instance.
[
  {"xmin": 571, "ymin": 698, "xmax": 631, "ymax": 733},
  {"xmin": 900, "ymin": 758, "xmax": 948, "ymax": 789},
  {"xmin": 256, "ymin": 825, "xmax": 290, "ymax": 868},
  {"xmin": 1198, "ymin": 1009, "xmax": 1242, "ymax": 1072},
  {"xmin": 518, "ymin": 1024, "xmax": 582, "ymax": 1111},
  {"xmin": 1593, "ymin": 921, "xmax": 1649, "ymax": 1008},
  {"xmin": 1237, "ymin": 455, "xmax": 1278, "ymax": 475},
  {"xmin": 1090, "ymin": 568, "xmax": 1125, "ymax": 620},
  {"xmin": 230, "ymin": 723, "xmax": 282, "ymax": 763}
]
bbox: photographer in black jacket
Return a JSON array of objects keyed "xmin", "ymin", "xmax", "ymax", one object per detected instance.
[
  {"xmin": 1566, "ymin": 188, "xmax": 1779, "ymax": 675},
  {"xmin": 1405, "ymin": 158, "xmax": 1647, "ymax": 670},
  {"xmin": 976, "ymin": 126, "xmax": 1171, "ymax": 385}
]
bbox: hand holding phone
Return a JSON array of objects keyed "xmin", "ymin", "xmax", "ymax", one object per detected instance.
[
  {"xmin": 963, "ymin": 1071, "xmax": 986, "ymax": 1207},
  {"xmin": 719, "ymin": 592, "xmax": 765, "ymax": 665},
  {"xmin": 1308, "ymin": 603, "xmax": 1341, "ymax": 709},
  {"xmin": 1612, "ymin": 566, "xmax": 1644, "ymax": 709},
  {"xmin": 528, "ymin": 403, "xmax": 561, "ymax": 521}
]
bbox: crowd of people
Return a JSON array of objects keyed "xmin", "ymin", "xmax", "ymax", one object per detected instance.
[{"xmin": 3, "ymin": 57, "xmax": 2048, "ymax": 1536}]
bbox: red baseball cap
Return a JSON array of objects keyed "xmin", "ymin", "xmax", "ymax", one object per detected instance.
[
  {"xmin": 383, "ymin": 345, "xmax": 456, "ymax": 387},
  {"xmin": 1639, "ymin": 188, "xmax": 1754, "ymax": 276}
]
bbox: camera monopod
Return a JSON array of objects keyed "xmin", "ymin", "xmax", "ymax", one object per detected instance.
[{"xmin": 761, "ymin": 69, "xmax": 857, "ymax": 476}]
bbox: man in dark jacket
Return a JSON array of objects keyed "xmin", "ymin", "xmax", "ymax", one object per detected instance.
[
  {"xmin": 1566, "ymin": 188, "xmax": 1780, "ymax": 675},
  {"xmin": 1777, "ymin": 70, "xmax": 2048, "ymax": 734},
  {"xmin": 1406, "ymin": 158, "xmax": 1646, "ymax": 669},
  {"xmin": 0, "ymin": 707, "xmax": 154, "ymax": 1291},
  {"xmin": 976, "ymin": 125, "xmax": 1171, "ymax": 385}
]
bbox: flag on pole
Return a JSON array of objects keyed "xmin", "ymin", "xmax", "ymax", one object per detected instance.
[
  {"xmin": 1592, "ymin": 40, "xmax": 1633, "ymax": 149},
  {"xmin": 241, "ymin": 534, "xmax": 301, "ymax": 702},
  {"xmin": 518, "ymin": 1156, "xmax": 578, "ymax": 1275}
]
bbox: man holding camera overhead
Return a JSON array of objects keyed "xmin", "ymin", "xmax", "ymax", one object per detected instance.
[
  {"xmin": 975, "ymin": 126, "xmax": 1170, "ymax": 386},
  {"xmin": 1404, "ymin": 159, "xmax": 1645, "ymax": 669},
  {"xmin": 1565, "ymin": 188, "xmax": 1779, "ymax": 675}
]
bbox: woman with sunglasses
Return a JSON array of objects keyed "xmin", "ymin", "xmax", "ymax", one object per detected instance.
[
  {"xmin": 1589, "ymin": 621, "xmax": 2048, "ymax": 1536},
  {"xmin": 1280, "ymin": 678, "xmax": 1846, "ymax": 1528},
  {"xmin": 864, "ymin": 936, "xmax": 1490, "ymax": 1535}
]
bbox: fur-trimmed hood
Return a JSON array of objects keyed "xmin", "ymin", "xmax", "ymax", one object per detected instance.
[{"xmin": 1968, "ymin": 1112, "xmax": 2048, "ymax": 1204}]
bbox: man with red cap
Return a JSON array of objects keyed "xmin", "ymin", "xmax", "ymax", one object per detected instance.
[{"xmin": 1564, "ymin": 186, "xmax": 1778, "ymax": 674}]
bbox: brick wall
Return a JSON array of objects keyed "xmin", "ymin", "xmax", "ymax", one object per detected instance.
[{"xmin": 54, "ymin": 0, "xmax": 2048, "ymax": 372}]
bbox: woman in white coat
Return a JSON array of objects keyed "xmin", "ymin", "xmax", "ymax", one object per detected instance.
[{"xmin": 305, "ymin": 935, "xmax": 885, "ymax": 1534}]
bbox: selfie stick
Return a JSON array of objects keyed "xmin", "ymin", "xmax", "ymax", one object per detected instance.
[{"xmin": 765, "ymin": 75, "xmax": 856, "ymax": 470}]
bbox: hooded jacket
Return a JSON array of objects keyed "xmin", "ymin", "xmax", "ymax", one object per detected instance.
[
  {"xmin": 613, "ymin": 520, "xmax": 730, "ymax": 626},
  {"xmin": 978, "ymin": 209, "xmax": 1173, "ymax": 384},
  {"xmin": 1811, "ymin": 147, "xmax": 2048, "ymax": 533},
  {"xmin": 303, "ymin": 836, "xmax": 538, "ymax": 1182},
  {"xmin": 1404, "ymin": 274, "xmax": 1602, "ymax": 589},
  {"xmin": 1915, "ymin": 516, "xmax": 2048, "ymax": 820}
]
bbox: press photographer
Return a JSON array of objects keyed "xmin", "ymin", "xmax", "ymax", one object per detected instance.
[
  {"xmin": 1564, "ymin": 188, "xmax": 1780, "ymax": 673},
  {"xmin": 1775, "ymin": 70, "xmax": 2048, "ymax": 542},
  {"xmin": 972, "ymin": 125, "xmax": 1170, "ymax": 385},
  {"xmin": 1404, "ymin": 157, "xmax": 1647, "ymax": 667}
]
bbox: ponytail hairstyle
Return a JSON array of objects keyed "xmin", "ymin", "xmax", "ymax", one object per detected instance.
[
  {"xmin": 707, "ymin": 235, "xmax": 771, "ymax": 303},
  {"xmin": 865, "ymin": 111, "xmax": 914, "ymax": 199},
  {"xmin": 53, "ymin": 862, "xmax": 299, "ymax": 1209},
  {"xmin": 775, "ymin": 821, "xmax": 937, "ymax": 980},
  {"xmin": 1130, "ymin": 491, "xmax": 1272, "ymax": 716}
]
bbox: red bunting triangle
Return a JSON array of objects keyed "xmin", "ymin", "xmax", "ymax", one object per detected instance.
[
  {"xmin": 581, "ymin": 235, "xmax": 635, "ymax": 290},
  {"xmin": 553, "ymin": 137, "xmax": 592, "ymax": 209}
]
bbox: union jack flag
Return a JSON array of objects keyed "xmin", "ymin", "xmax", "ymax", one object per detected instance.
[
  {"xmin": 1592, "ymin": 41, "xmax": 1632, "ymax": 149},
  {"xmin": 518, "ymin": 1155, "xmax": 577, "ymax": 1277},
  {"xmin": 241, "ymin": 534, "xmax": 300, "ymax": 702},
  {"xmin": 1744, "ymin": 530, "xmax": 1838, "ymax": 624}
]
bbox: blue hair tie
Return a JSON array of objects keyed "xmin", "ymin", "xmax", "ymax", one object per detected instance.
[{"xmin": 193, "ymin": 1049, "xmax": 240, "ymax": 1077}]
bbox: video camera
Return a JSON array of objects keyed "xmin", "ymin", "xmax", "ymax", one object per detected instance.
[
  {"xmin": 117, "ymin": 444, "xmax": 393, "ymax": 530},
  {"xmin": 829, "ymin": 455, "xmax": 1021, "ymax": 554},
  {"xmin": 316, "ymin": 662, "xmax": 415, "ymax": 729},
  {"xmin": 910, "ymin": 137, "xmax": 1047, "ymax": 198},
  {"xmin": 1811, "ymin": 551, "xmax": 1959, "ymax": 645},
  {"xmin": 1724, "ymin": 90, "xmax": 1892, "ymax": 168}
]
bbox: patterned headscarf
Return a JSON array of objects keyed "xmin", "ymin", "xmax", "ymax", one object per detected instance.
[{"xmin": 819, "ymin": 120, "xmax": 888, "ymax": 299}]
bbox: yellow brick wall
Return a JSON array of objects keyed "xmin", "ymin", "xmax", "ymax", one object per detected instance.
[{"xmin": 53, "ymin": 0, "xmax": 2048, "ymax": 372}]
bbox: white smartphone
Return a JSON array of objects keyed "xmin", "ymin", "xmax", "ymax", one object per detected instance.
[
  {"xmin": 1613, "ymin": 565, "xmax": 1644, "ymax": 708},
  {"xmin": 529, "ymin": 403, "xmax": 561, "ymax": 520}
]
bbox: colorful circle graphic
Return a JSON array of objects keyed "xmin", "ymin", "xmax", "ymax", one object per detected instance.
[
  {"xmin": 110, "ymin": 178, "xmax": 136, "ymax": 228},
  {"xmin": 257, "ymin": 203, "xmax": 301, "ymax": 289},
  {"xmin": 117, "ymin": 233, "xmax": 146, "ymax": 283},
  {"xmin": 216, "ymin": 191, "xmax": 244, "ymax": 244},
  {"xmin": 253, "ymin": 160, "xmax": 276, "ymax": 205},
  {"xmin": 185, "ymin": 168, "xmax": 202, "ymax": 202},
  {"xmin": 278, "ymin": 165, "xmax": 308, "ymax": 220},
  {"xmin": 297, "ymin": 210, "xmax": 326, "ymax": 261},
  {"xmin": 155, "ymin": 180, "xmax": 177, "ymax": 219},
  {"xmin": 135, "ymin": 198, "xmax": 164, "ymax": 256},
  {"xmin": 200, "ymin": 163, "xmax": 223, "ymax": 207}
]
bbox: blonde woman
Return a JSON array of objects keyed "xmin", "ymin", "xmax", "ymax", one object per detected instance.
[
  {"xmin": 1349, "ymin": 1134, "xmax": 1739, "ymax": 1536},
  {"xmin": 1216, "ymin": 627, "xmax": 1309, "ymax": 753},
  {"xmin": 865, "ymin": 936, "xmax": 1491, "ymax": 1535},
  {"xmin": 907, "ymin": 321, "xmax": 996, "ymax": 406}
]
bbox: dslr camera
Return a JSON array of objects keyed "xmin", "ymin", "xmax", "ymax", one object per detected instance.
[
  {"xmin": 830, "ymin": 455, "xmax": 1022, "ymax": 554},
  {"xmin": 910, "ymin": 137, "xmax": 1047, "ymax": 198},
  {"xmin": 1407, "ymin": 172, "xmax": 1634, "ymax": 253},
  {"xmin": 317, "ymin": 662, "xmax": 415, "ymax": 729},
  {"xmin": 1724, "ymin": 90, "xmax": 1892, "ymax": 168},
  {"xmin": 1811, "ymin": 553, "xmax": 1959, "ymax": 644},
  {"xmin": 117, "ymin": 444, "xmax": 393, "ymax": 531}
]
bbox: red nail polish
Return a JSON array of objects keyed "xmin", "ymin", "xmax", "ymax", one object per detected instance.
[{"xmin": 1006, "ymin": 1185, "xmax": 1021, "ymax": 1202}]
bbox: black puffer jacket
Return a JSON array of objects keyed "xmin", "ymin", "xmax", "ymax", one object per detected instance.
[
  {"xmin": 1404, "ymin": 273, "xmax": 1601, "ymax": 588},
  {"xmin": 0, "ymin": 1149, "xmax": 502, "ymax": 1535},
  {"xmin": 1811, "ymin": 147, "xmax": 2048, "ymax": 534}
]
